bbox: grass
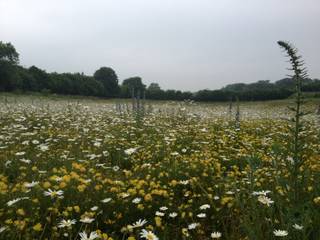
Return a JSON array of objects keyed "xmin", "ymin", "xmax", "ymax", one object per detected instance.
[{"xmin": 0, "ymin": 94, "xmax": 319, "ymax": 240}]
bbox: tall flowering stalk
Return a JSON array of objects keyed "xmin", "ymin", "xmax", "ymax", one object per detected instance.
[{"xmin": 277, "ymin": 41, "xmax": 308, "ymax": 202}]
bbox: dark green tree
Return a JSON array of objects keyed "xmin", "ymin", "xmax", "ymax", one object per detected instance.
[
  {"xmin": 93, "ymin": 67, "xmax": 119, "ymax": 97},
  {"xmin": 0, "ymin": 41, "xmax": 20, "ymax": 91},
  {"xmin": 121, "ymin": 77, "xmax": 146, "ymax": 98}
]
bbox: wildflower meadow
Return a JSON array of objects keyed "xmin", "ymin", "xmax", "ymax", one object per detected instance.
[{"xmin": 0, "ymin": 93, "xmax": 319, "ymax": 240}]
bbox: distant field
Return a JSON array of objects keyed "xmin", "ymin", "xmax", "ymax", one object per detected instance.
[{"xmin": 0, "ymin": 94, "xmax": 319, "ymax": 239}]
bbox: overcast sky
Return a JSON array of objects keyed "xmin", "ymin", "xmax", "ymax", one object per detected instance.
[{"xmin": 0, "ymin": 0, "xmax": 319, "ymax": 91}]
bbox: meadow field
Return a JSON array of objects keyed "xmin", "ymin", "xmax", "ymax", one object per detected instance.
[{"xmin": 0, "ymin": 94, "xmax": 319, "ymax": 240}]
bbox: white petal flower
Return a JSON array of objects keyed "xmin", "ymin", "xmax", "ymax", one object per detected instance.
[
  {"xmin": 44, "ymin": 189, "xmax": 64, "ymax": 199},
  {"xmin": 273, "ymin": 229, "xmax": 288, "ymax": 237},
  {"xmin": 258, "ymin": 195, "xmax": 274, "ymax": 207},
  {"xmin": 80, "ymin": 217, "xmax": 95, "ymax": 224},
  {"xmin": 79, "ymin": 231, "xmax": 99, "ymax": 240},
  {"xmin": 58, "ymin": 219, "xmax": 76, "ymax": 228},
  {"xmin": 169, "ymin": 212, "xmax": 178, "ymax": 218},
  {"xmin": 132, "ymin": 197, "xmax": 141, "ymax": 204},
  {"xmin": 124, "ymin": 147, "xmax": 138, "ymax": 155},
  {"xmin": 292, "ymin": 224, "xmax": 303, "ymax": 230},
  {"xmin": 0, "ymin": 226, "xmax": 7, "ymax": 233},
  {"xmin": 101, "ymin": 198, "xmax": 112, "ymax": 203},
  {"xmin": 24, "ymin": 181, "xmax": 39, "ymax": 188},
  {"xmin": 199, "ymin": 204, "xmax": 210, "ymax": 210},
  {"xmin": 131, "ymin": 219, "xmax": 148, "ymax": 228},
  {"xmin": 188, "ymin": 223, "xmax": 200, "ymax": 230},
  {"xmin": 159, "ymin": 206, "xmax": 168, "ymax": 211},
  {"xmin": 211, "ymin": 232, "xmax": 222, "ymax": 239},
  {"xmin": 197, "ymin": 213, "xmax": 206, "ymax": 218},
  {"xmin": 140, "ymin": 229, "xmax": 159, "ymax": 240},
  {"xmin": 155, "ymin": 211, "xmax": 165, "ymax": 217}
]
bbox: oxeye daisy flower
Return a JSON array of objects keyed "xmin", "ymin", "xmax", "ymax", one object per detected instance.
[
  {"xmin": 188, "ymin": 223, "xmax": 200, "ymax": 230},
  {"xmin": 169, "ymin": 212, "xmax": 178, "ymax": 218},
  {"xmin": 80, "ymin": 217, "xmax": 95, "ymax": 224},
  {"xmin": 292, "ymin": 224, "xmax": 303, "ymax": 230},
  {"xmin": 101, "ymin": 198, "xmax": 112, "ymax": 203},
  {"xmin": 57, "ymin": 219, "xmax": 76, "ymax": 228},
  {"xmin": 131, "ymin": 219, "xmax": 148, "ymax": 228},
  {"xmin": 197, "ymin": 213, "xmax": 206, "ymax": 218},
  {"xmin": 24, "ymin": 181, "xmax": 39, "ymax": 188},
  {"xmin": 211, "ymin": 232, "xmax": 222, "ymax": 239},
  {"xmin": 90, "ymin": 206, "xmax": 98, "ymax": 211},
  {"xmin": 44, "ymin": 189, "xmax": 64, "ymax": 198},
  {"xmin": 132, "ymin": 197, "xmax": 141, "ymax": 204},
  {"xmin": 0, "ymin": 226, "xmax": 7, "ymax": 233},
  {"xmin": 7, "ymin": 197, "xmax": 29, "ymax": 207},
  {"xmin": 273, "ymin": 229, "xmax": 288, "ymax": 237},
  {"xmin": 140, "ymin": 229, "xmax": 159, "ymax": 240},
  {"xmin": 124, "ymin": 147, "xmax": 138, "ymax": 155},
  {"xmin": 79, "ymin": 231, "xmax": 99, "ymax": 240},
  {"xmin": 179, "ymin": 180, "xmax": 189, "ymax": 185},
  {"xmin": 257, "ymin": 195, "xmax": 274, "ymax": 206},
  {"xmin": 155, "ymin": 211, "xmax": 165, "ymax": 216},
  {"xmin": 159, "ymin": 206, "xmax": 168, "ymax": 211},
  {"xmin": 199, "ymin": 204, "xmax": 210, "ymax": 210}
]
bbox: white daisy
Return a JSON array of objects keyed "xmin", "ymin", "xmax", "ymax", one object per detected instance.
[
  {"xmin": 44, "ymin": 189, "xmax": 64, "ymax": 199},
  {"xmin": 101, "ymin": 198, "xmax": 112, "ymax": 203},
  {"xmin": 80, "ymin": 217, "xmax": 95, "ymax": 224},
  {"xmin": 155, "ymin": 211, "xmax": 165, "ymax": 217},
  {"xmin": 273, "ymin": 229, "xmax": 288, "ymax": 237},
  {"xmin": 58, "ymin": 219, "xmax": 76, "ymax": 228},
  {"xmin": 211, "ymin": 231, "xmax": 222, "ymax": 238},
  {"xmin": 179, "ymin": 180, "xmax": 189, "ymax": 185},
  {"xmin": 188, "ymin": 223, "xmax": 200, "ymax": 230},
  {"xmin": 292, "ymin": 223, "xmax": 303, "ymax": 230},
  {"xmin": 199, "ymin": 204, "xmax": 210, "ymax": 210},
  {"xmin": 131, "ymin": 219, "xmax": 148, "ymax": 228},
  {"xmin": 159, "ymin": 206, "xmax": 168, "ymax": 211},
  {"xmin": 124, "ymin": 147, "xmax": 138, "ymax": 155},
  {"xmin": 257, "ymin": 195, "xmax": 274, "ymax": 207},
  {"xmin": 132, "ymin": 197, "xmax": 141, "ymax": 204},
  {"xmin": 140, "ymin": 229, "xmax": 159, "ymax": 240},
  {"xmin": 0, "ymin": 226, "xmax": 7, "ymax": 233},
  {"xmin": 90, "ymin": 206, "xmax": 98, "ymax": 211},
  {"xmin": 79, "ymin": 231, "xmax": 99, "ymax": 240},
  {"xmin": 7, "ymin": 197, "xmax": 29, "ymax": 207},
  {"xmin": 24, "ymin": 181, "xmax": 39, "ymax": 188},
  {"xmin": 169, "ymin": 212, "xmax": 178, "ymax": 218},
  {"xmin": 197, "ymin": 213, "xmax": 206, "ymax": 218}
]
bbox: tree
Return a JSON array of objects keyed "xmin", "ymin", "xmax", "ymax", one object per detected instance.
[
  {"xmin": 146, "ymin": 83, "xmax": 164, "ymax": 99},
  {"xmin": 121, "ymin": 77, "xmax": 146, "ymax": 98},
  {"xmin": 93, "ymin": 67, "xmax": 119, "ymax": 97},
  {"xmin": 0, "ymin": 41, "xmax": 20, "ymax": 91},
  {"xmin": 0, "ymin": 41, "xmax": 19, "ymax": 64}
]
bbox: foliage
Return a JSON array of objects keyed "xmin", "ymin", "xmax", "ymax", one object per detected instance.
[
  {"xmin": 120, "ymin": 77, "xmax": 146, "ymax": 98},
  {"xmin": 94, "ymin": 67, "xmax": 119, "ymax": 97},
  {"xmin": 1, "ymin": 40, "xmax": 320, "ymax": 102}
]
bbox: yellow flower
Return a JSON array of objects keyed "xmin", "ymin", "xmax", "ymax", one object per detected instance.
[
  {"xmin": 77, "ymin": 184, "xmax": 86, "ymax": 192},
  {"xmin": 154, "ymin": 216, "xmax": 162, "ymax": 227},
  {"xmin": 144, "ymin": 194, "xmax": 152, "ymax": 202},
  {"xmin": 16, "ymin": 208, "xmax": 25, "ymax": 216},
  {"xmin": 43, "ymin": 181, "xmax": 51, "ymax": 188},
  {"xmin": 313, "ymin": 196, "xmax": 320, "ymax": 205},
  {"xmin": 33, "ymin": 223, "xmax": 42, "ymax": 231},
  {"xmin": 137, "ymin": 204, "xmax": 144, "ymax": 210},
  {"xmin": 74, "ymin": 206, "xmax": 80, "ymax": 213}
]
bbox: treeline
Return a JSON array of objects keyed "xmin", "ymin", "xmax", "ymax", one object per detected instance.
[{"xmin": 1, "ymin": 41, "xmax": 320, "ymax": 101}]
